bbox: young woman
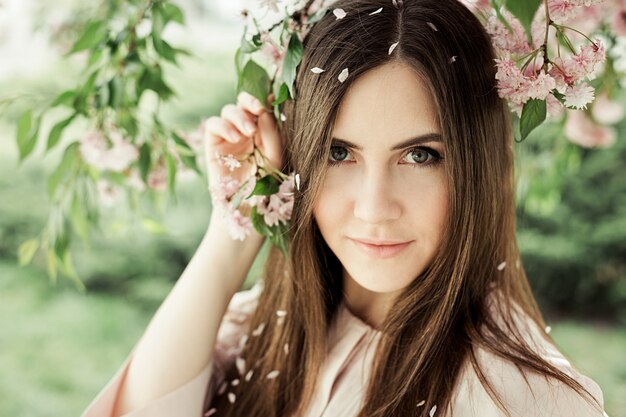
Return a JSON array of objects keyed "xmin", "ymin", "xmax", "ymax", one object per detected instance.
[{"xmin": 81, "ymin": 0, "xmax": 607, "ymax": 416}]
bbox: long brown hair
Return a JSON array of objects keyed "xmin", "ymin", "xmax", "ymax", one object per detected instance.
[{"xmin": 209, "ymin": 0, "xmax": 603, "ymax": 415}]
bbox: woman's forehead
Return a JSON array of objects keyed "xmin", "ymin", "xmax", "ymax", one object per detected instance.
[{"xmin": 332, "ymin": 62, "xmax": 439, "ymax": 147}]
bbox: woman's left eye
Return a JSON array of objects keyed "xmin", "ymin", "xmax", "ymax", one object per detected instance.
[{"xmin": 401, "ymin": 147, "xmax": 443, "ymax": 167}]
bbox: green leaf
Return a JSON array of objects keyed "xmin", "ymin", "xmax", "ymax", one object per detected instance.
[
  {"xmin": 138, "ymin": 143, "xmax": 151, "ymax": 183},
  {"xmin": 69, "ymin": 20, "xmax": 107, "ymax": 54},
  {"xmin": 137, "ymin": 67, "xmax": 175, "ymax": 100},
  {"xmin": 47, "ymin": 247, "xmax": 58, "ymax": 284},
  {"xmin": 162, "ymin": 3, "xmax": 185, "ymax": 24},
  {"xmin": 272, "ymin": 82, "xmax": 290, "ymax": 106},
  {"xmin": 141, "ymin": 217, "xmax": 167, "ymax": 234},
  {"xmin": 269, "ymin": 222, "xmax": 290, "ymax": 259},
  {"xmin": 48, "ymin": 142, "xmax": 78, "ymax": 198},
  {"xmin": 18, "ymin": 239, "xmax": 40, "ymax": 266},
  {"xmin": 282, "ymin": 34, "xmax": 304, "ymax": 99},
  {"xmin": 153, "ymin": 37, "xmax": 178, "ymax": 63},
  {"xmin": 250, "ymin": 206, "xmax": 274, "ymax": 237},
  {"xmin": 47, "ymin": 114, "xmax": 76, "ymax": 151},
  {"xmin": 519, "ymin": 99, "xmax": 547, "ymax": 140},
  {"xmin": 51, "ymin": 90, "xmax": 77, "ymax": 108},
  {"xmin": 16, "ymin": 109, "xmax": 33, "ymax": 155},
  {"xmin": 71, "ymin": 193, "xmax": 90, "ymax": 242},
  {"xmin": 17, "ymin": 110, "xmax": 41, "ymax": 162},
  {"xmin": 60, "ymin": 250, "xmax": 85, "ymax": 292},
  {"xmin": 248, "ymin": 175, "xmax": 279, "ymax": 197},
  {"xmin": 237, "ymin": 60, "xmax": 271, "ymax": 110},
  {"xmin": 108, "ymin": 77, "xmax": 124, "ymax": 108},
  {"xmin": 505, "ymin": 0, "xmax": 541, "ymax": 34},
  {"xmin": 165, "ymin": 153, "xmax": 177, "ymax": 192},
  {"xmin": 151, "ymin": 5, "xmax": 166, "ymax": 37}
]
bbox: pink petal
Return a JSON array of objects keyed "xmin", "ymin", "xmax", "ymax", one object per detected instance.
[{"xmin": 388, "ymin": 42, "xmax": 399, "ymax": 55}]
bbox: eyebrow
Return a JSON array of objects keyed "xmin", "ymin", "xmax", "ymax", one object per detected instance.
[{"xmin": 330, "ymin": 133, "xmax": 443, "ymax": 151}]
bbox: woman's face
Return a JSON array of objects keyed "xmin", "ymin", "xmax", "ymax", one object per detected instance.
[{"xmin": 313, "ymin": 61, "xmax": 448, "ymax": 308}]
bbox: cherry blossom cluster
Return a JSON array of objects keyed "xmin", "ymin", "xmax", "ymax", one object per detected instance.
[
  {"xmin": 209, "ymin": 149, "xmax": 298, "ymax": 241},
  {"xmin": 488, "ymin": 2, "xmax": 607, "ymax": 117}
]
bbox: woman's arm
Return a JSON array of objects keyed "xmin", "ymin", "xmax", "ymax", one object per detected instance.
[{"xmin": 111, "ymin": 218, "xmax": 265, "ymax": 417}]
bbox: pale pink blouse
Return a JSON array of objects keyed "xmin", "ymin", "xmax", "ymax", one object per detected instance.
[{"xmin": 80, "ymin": 284, "xmax": 607, "ymax": 417}]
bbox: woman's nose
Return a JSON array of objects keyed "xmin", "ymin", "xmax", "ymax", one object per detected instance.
[{"xmin": 352, "ymin": 169, "xmax": 402, "ymax": 224}]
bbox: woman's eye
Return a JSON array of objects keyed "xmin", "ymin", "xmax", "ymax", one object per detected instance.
[
  {"xmin": 329, "ymin": 146, "xmax": 350, "ymax": 163},
  {"xmin": 405, "ymin": 148, "xmax": 432, "ymax": 164}
]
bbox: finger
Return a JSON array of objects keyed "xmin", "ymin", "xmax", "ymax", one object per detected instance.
[
  {"xmin": 256, "ymin": 111, "xmax": 283, "ymax": 171},
  {"xmin": 237, "ymin": 91, "xmax": 267, "ymax": 115},
  {"xmin": 204, "ymin": 116, "xmax": 243, "ymax": 145},
  {"xmin": 221, "ymin": 104, "xmax": 257, "ymax": 137}
]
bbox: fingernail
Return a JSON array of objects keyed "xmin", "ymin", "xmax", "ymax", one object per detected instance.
[{"xmin": 243, "ymin": 121, "xmax": 256, "ymax": 135}]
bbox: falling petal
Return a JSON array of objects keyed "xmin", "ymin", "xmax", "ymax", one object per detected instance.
[
  {"xmin": 280, "ymin": 113, "xmax": 287, "ymax": 121},
  {"xmin": 388, "ymin": 41, "xmax": 399, "ymax": 55},
  {"xmin": 276, "ymin": 310, "xmax": 287, "ymax": 317},
  {"xmin": 295, "ymin": 174, "xmax": 301, "ymax": 190},
  {"xmin": 236, "ymin": 357, "xmax": 246, "ymax": 375},
  {"xmin": 429, "ymin": 405, "xmax": 437, "ymax": 416},
  {"xmin": 239, "ymin": 334, "xmax": 248, "ymax": 349},
  {"xmin": 266, "ymin": 370, "xmax": 280, "ymax": 379},
  {"xmin": 231, "ymin": 378, "xmax": 240, "ymax": 386},
  {"xmin": 392, "ymin": 0, "xmax": 398, "ymax": 6},
  {"xmin": 228, "ymin": 392, "xmax": 236, "ymax": 403},
  {"xmin": 218, "ymin": 381, "xmax": 228, "ymax": 395},
  {"xmin": 338, "ymin": 68, "xmax": 349, "ymax": 83},
  {"xmin": 427, "ymin": 22, "xmax": 438, "ymax": 31},
  {"xmin": 311, "ymin": 67, "xmax": 325, "ymax": 74},
  {"xmin": 369, "ymin": 7, "xmax": 383, "ymax": 15},
  {"xmin": 449, "ymin": 55, "xmax": 457, "ymax": 63},
  {"xmin": 204, "ymin": 408, "xmax": 217, "ymax": 417},
  {"xmin": 333, "ymin": 8, "xmax": 347, "ymax": 19},
  {"xmin": 416, "ymin": 400, "xmax": 426, "ymax": 407},
  {"xmin": 245, "ymin": 369, "xmax": 254, "ymax": 381},
  {"xmin": 497, "ymin": 261, "xmax": 506, "ymax": 271},
  {"xmin": 252, "ymin": 322, "xmax": 266, "ymax": 336},
  {"xmin": 284, "ymin": 343, "xmax": 290, "ymax": 354},
  {"xmin": 545, "ymin": 326, "xmax": 552, "ymax": 334}
]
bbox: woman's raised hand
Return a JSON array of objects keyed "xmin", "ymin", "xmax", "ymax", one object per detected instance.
[{"xmin": 204, "ymin": 91, "xmax": 283, "ymax": 207}]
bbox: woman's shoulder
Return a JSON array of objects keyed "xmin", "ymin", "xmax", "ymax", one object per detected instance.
[{"xmin": 450, "ymin": 289, "xmax": 606, "ymax": 417}]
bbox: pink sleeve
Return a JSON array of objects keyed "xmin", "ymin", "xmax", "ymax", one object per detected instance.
[{"xmin": 79, "ymin": 283, "xmax": 262, "ymax": 417}]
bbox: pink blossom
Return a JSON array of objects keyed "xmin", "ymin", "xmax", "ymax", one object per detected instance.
[
  {"xmin": 210, "ymin": 176, "xmax": 242, "ymax": 208},
  {"xmin": 147, "ymin": 163, "xmax": 167, "ymax": 192},
  {"xmin": 526, "ymin": 71, "xmax": 557, "ymax": 100},
  {"xmin": 180, "ymin": 121, "xmax": 205, "ymax": 152},
  {"xmin": 546, "ymin": 94, "xmax": 565, "ymax": 118},
  {"xmin": 79, "ymin": 130, "xmax": 139, "ymax": 172},
  {"xmin": 548, "ymin": 0, "xmax": 581, "ymax": 24},
  {"xmin": 486, "ymin": 10, "xmax": 532, "ymax": 54},
  {"xmin": 564, "ymin": 110, "xmax": 617, "ymax": 148},
  {"xmin": 126, "ymin": 168, "xmax": 146, "ymax": 191},
  {"xmin": 611, "ymin": 8, "xmax": 626, "ymax": 36},
  {"xmin": 254, "ymin": 173, "xmax": 296, "ymax": 227},
  {"xmin": 591, "ymin": 92, "xmax": 625, "ymax": 125},
  {"xmin": 96, "ymin": 179, "xmax": 122, "ymax": 206},
  {"xmin": 563, "ymin": 82, "xmax": 595, "ymax": 109},
  {"xmin": 226, "ymin": 209, "xmax": 253, "ymax": 241}
]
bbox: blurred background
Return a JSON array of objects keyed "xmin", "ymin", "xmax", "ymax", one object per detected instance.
[{"xmin": 0, "ymin": 0, "xmax": 624, "ymax": 416}]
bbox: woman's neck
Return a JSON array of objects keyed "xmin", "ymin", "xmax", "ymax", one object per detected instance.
[{"xmin": 342, "ymin": 274, "xmax": 400, "ymax": 330}]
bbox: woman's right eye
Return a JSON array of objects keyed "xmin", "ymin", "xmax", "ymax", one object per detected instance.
[{"xmin": 328, "ymin": 146, "xmax": 351, "ymax": 165}]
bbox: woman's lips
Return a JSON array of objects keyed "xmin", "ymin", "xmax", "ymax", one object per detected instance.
[{"xmin": 350, "ymin": 238, "xmax": 413, "ymax": 259}]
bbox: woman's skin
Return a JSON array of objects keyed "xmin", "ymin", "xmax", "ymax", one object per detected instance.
[{"xmin": 313, "ymin": 61, "xmax": 448, "ymax": 329}]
